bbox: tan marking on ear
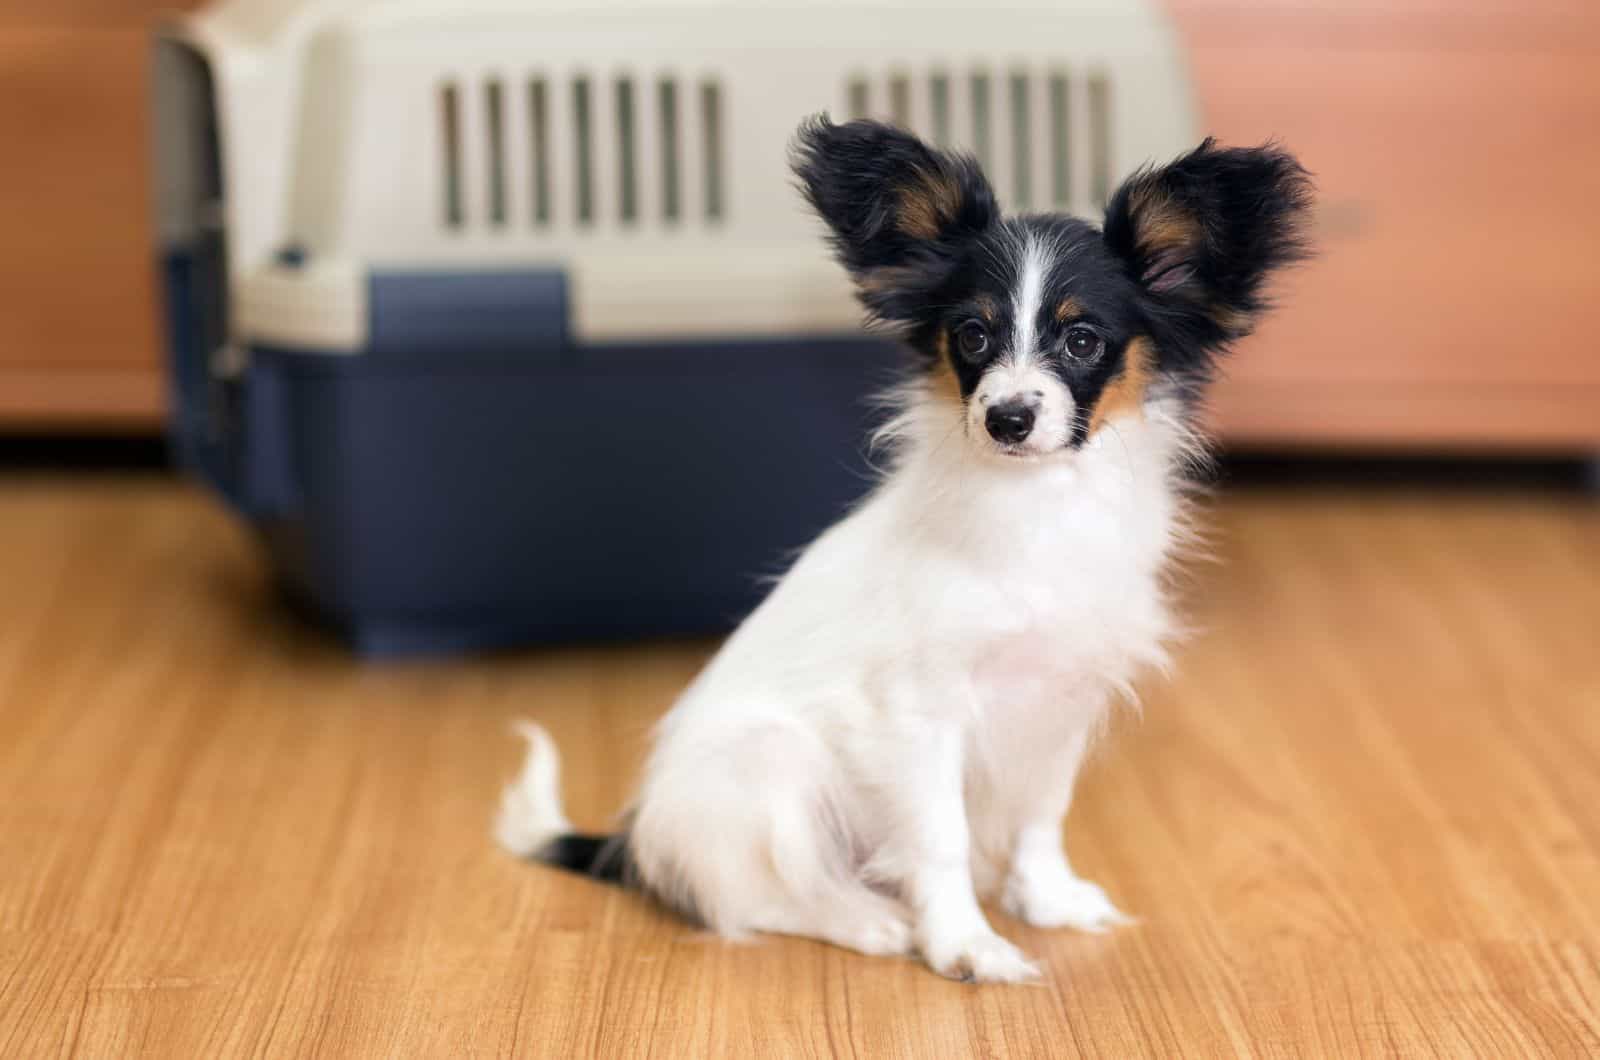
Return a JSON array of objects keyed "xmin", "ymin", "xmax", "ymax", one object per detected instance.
[
  {"xmin": 858, "ymin": 264, "xmax": 917, "ymax": 297},
  {"xmin": 896, "ymin": 166, "xmax": 963, "ymax": 240},
  {"xmin": 1128, "ymin": 182, "xmax": 1200, "ymax": 260},
  {"xmin": 1210, "ymin": 303, "xmax": 1255, "ymax": 335},
  {"xmin": 858, "ymin": 268, "xmax": 893, "ymax": 295},
  {"xmin": 1054, "ymin": 296, "xmax": 1084, "ymax": 323},
  {"xmin": 1140, "ymin": 206, "xmax": 1200, "ymax": 259},
  {"xmin": 1087, "ymin": 336, "xmax": 1154, "ymax": 438}
]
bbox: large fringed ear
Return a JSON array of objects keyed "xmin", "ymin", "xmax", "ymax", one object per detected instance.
[
  {"xmin": 791, "ymin": 116, "xmax": 998, "ymax": 329},
  {"xmin": 1103, "ymin": 139, "xmax": 1313, "ymax": 354}
]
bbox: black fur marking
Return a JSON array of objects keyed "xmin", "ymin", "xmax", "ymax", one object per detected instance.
[
  {"xmin": 538, "ymin": 832, "xmax": 631, "ymax": 884},
  {"xmin": 791, "ymin": 116, "xmax": 997, "ymax": 330},
  {"xmin": 535, "ymin": 830, "xmax": 705, "ymax": 925},
  {"xmin": 933, "ymin": 216, "xmax": 1152, "ymax": 447},
  {"xmin": 792, "ymin": 117, "xmax": 1313, "ymax": 433},
  {"xmin": 1102, "ymin": 138, "xmax": 1314, "ymax": 382}
]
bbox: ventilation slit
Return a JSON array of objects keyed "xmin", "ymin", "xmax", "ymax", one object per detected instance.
[
  {"xmin": 847, "ymin": 76, "xmax": 869, "ymax": 121},
  {"xmin": 529, "ymin": 78, "xmax": 549, "ymax": 225},
  {"xmin": 929, "ymin": 72, "xmax": 950, "ymax": 146},
  {"xmin": 1009, "ymin": 73, "xmax": 1030, "ymax": 209},
  {"xmin": 485, "ymin": 79, "xmax": 507, "ymax": 225},
  {"xmin": 573, "ymin": 76, "xmax": 594, "ymax": 224},
  {"xmin": 616, "ymin": 77, "xmax": 637, "ymax": 223},
  {"xmin": 1049, "ymin": 73, "xmax": 1070, "ymax": 207},
  {"xmin": 659, "ymin": 78, "xmax": 680, "ymax": 222},
  {"xmin": 440, "ymin": 81, "xmax": 463, "ymax": 228},
  {"xmin": 701, "ymin": 79, "xmax": 724, "ymax": 221},
  {"xmin": 970, "ymin": 72, "xmax": 992, "ymax": 172},
  {"xmin": 1088, "ymin": 71, "xmax": 1112, "ymax": 207},
  {"xmin": 889, "ymin": 74, "xmax": 910, "ymax": 128}
]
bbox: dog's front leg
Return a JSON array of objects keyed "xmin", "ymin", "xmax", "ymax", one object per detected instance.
[
  {"xmin": 886, "ymin": 720, "xmax": 1040, "ymax": 983},
  {"xmin": 999, "ymin": 728, "xmax": 1131, "ymax": 932}
]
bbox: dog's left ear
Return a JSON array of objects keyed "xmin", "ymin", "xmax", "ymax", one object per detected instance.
[{"xmin": 1103, "ymin": 139, "xmax": 1313, "ymax": 353}]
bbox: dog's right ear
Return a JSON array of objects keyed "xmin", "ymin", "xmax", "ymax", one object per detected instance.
[{"xmin": 792, "ymin": 116, "xmax": 997, "ymax": 328}]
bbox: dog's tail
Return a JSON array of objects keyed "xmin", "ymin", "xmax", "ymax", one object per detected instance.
[{"xmin": 494, "ymin": 721, "xmax": 630, "ymax": 884}]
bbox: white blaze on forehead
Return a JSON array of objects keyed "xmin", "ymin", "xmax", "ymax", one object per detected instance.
[
  {"xmin": 1010, "ymin": 234, "xmax": 1049, "ymax": 366},
  {"xmin": 965, "ymin": 232, "xmax": 1075, "ymax": 455}
]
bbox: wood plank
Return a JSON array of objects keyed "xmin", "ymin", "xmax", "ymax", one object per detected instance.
[{"xmin": 0, "ymin": 479, "xmax": 1597, "ymax": 1054}]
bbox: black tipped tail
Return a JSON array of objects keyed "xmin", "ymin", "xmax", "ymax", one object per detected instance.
[
  {"xmin": 495, "ymin": 722, "xmax": 633, "ymax": 887},
  {"xmin": 537, "ymin": 831, "xmax": 631, "ymax": 885}
]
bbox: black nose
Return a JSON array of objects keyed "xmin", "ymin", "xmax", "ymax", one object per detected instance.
[{"xmin": 985, "ymin": 401, "xmax": 1036, "ymax": 445}]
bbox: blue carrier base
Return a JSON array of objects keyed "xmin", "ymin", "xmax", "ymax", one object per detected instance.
[
  {"xmin": 164, "ymin": 261, "xmax": 903, "ymax": 657},
  {"xmin": 243, "ymin": 336, "xmax": 899, "ymax": 657}
]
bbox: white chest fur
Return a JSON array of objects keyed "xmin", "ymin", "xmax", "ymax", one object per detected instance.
[
  {"xmin": 684, "ymin": 406, "xmax": 1188, "ymax": 740},
  {"xmin": 613, "ymin": 406, "xmax": 1192, "ymax": 968},
  {"xmin": 865, "ymin": 409, "xmax": 1182, "ymax": 717}
]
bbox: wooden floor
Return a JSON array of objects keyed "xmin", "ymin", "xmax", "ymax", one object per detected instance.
[{"xmin": 1, "ymin": 474, "xmax": 1597, "ymax": 1057}]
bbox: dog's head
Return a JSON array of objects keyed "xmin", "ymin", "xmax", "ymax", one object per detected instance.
[{"xmin": 792, "ymin": 117, "xmax": 1312, "ymax": 459}]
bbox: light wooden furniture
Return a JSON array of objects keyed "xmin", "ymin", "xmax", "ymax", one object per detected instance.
[
  {"xmin": 1, "ymin": 478, "xmax": 1596, "ymax": 1055},
  {"xmin": 1170, "ymin": 0, "xmax": 1600, "ymax": 448},
  {"xmin": 2, "ymin": 0, "xmax": 1597, "ymax": 448},
  {"xmin": 0, "ymin": 10, "xmax": 196, "ymax": 428}
]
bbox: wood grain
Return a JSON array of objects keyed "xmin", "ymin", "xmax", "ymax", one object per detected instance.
[{"xmin": 0, "ymin": 477, "xmax": 1596, "ymax": 1056}]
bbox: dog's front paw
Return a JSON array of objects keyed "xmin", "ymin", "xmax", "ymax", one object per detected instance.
[
  {"xmin": 922, "ymin": 930, "xmax": 1041, "ymax": 983},
  {"xmin": 1002, "ymin": 872, "xmax": 1132, "ymax": 932}
]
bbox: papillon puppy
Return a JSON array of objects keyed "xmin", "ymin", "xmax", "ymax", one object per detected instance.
[{"xmin": 497, "ymin": 117, "xmax": 1311, "ymax": 982}]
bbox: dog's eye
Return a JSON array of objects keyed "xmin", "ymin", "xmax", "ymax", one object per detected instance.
[
  {"xmin": 954, "ymin": 321, "xmax": 990, "ymax": 361},
  {"xmin": 1064, "ymin": 325, "xmax": 1105, "ymax": 362}
]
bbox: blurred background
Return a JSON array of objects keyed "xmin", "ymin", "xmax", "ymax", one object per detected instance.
[
  {"xmin": 1, "ymin": 0, "xmax": 1597, "ymax": 655},
  {"xmin": 6, "ymin": 0, "xmax": 1597, "ymax": 442}
]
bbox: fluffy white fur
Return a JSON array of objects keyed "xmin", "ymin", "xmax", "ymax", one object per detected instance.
[
  {"xmin": 498, "ymin": 117, "xmax": 1310, "ymax": 981},
  {"xmin": 498, "ymin": 377, "xmax": 1195, "ymax": 982}
]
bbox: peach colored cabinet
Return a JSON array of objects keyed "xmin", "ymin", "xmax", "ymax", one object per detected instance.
[
  {"xmin": 2, "ymin": 2, "xmax": 1597, "ymax": 448},
  {"xmin": 1169, "ymin": 0, "xmax": 1600, "ymax": 448}
]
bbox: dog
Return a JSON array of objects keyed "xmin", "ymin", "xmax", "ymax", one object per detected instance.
[{"xmin": 496, "ymin": 116, "xmax": 1311, "ymax": 982}]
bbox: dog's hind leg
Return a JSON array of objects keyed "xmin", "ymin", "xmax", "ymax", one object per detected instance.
[
  {"xmin": 743, "ymin": 776, "xmax": 914, "ymax": 957},
  {"xmin": 747, "ymin": 885, "xmax": 913, "ymax": 957}
]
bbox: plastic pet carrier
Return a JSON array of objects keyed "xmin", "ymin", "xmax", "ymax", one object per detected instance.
[{"xmin": 151, "ymin": 0, "xmax": 1197, "ymax": 656}]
